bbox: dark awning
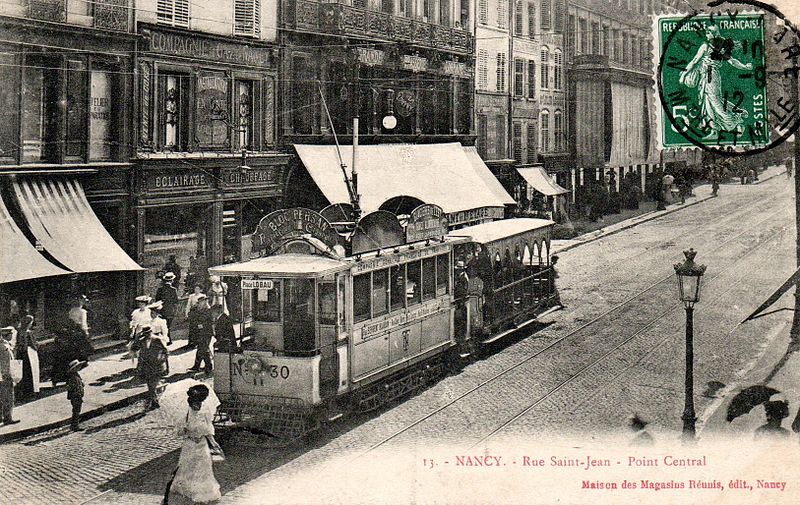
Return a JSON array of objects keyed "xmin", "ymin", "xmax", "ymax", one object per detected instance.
[
  {"xmin": 0, "ymin": 193, "xmax": 69, "ymax": 284},
  {"xmin": 13, "ymin": 178, "xmax": 142, "ymax": 273}
]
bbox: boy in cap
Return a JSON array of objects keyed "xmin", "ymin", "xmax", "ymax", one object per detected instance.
[{"xmin": 66, "ymin": 359, "xmax": 87, "ymax": 431}]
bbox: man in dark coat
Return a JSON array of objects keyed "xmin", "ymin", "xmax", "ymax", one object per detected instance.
[
  {"xmin": 188, "ymin": 295, "xmax": 213, "ymax": 373},
  {"xmin": 211, "ymin": 304, "xmax": 237, "ymax": 353},
  {"xmin": 155, "ymin": 273, "xmax": 179, "ymax": 344}
]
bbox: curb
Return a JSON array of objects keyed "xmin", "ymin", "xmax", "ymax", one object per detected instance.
[
  {"xmin": 553, "ymin": 168, "xmax": 786, "ymax": 255},
  {"xmin": 0, "ymin": 390, "xmax": 149, "ymax": 444}
]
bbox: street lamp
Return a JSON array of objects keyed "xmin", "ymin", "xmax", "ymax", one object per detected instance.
[{"xmin": 673, "ymin": 248, "xmax": 707, "ymax": 441}]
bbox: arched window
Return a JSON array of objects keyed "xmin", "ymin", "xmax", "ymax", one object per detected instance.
[
  {"xmin": 531, "ymin": 243, "xmax": 540, "ymax": 266},
  {"xmin": 523, "ymin": 244, "xmax": 532, "ymax": 265},
  {"xmin": 540, "ymin": 47, "xmax": 550, "ymax": 88},
  {"xmin": 553, "ymin": 110, "xmax": 563, "ymax": 152},
  {"xmin": 540, "ymin": 109, "xmax": 550, "ymax": 153},
  {"xmin": 541, "ymin": 240, "xmax": 549, "ymax": 265}
]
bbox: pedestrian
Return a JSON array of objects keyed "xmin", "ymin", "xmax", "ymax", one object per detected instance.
[
  {"xmin": 185, "ymin": 284, "xmax": 206, "ymax": 319},
  {"xmin": 754, "ymin": 400, "xmax": 791, "ymax": 440},
  {"xmin": 137, "ymin": 326, "xmax": 169, "ymax": 411},
  {"xmin": 66, "ymin": 359, "xmax": 87, "ymax": 431},
  {"xmin": 126, "ymin": 295, "xmax": 152, "ymax": 362},
  {"xmin": 51, "ymin": 323, "xmax": 89, "ymax": 385},
  {"xmin": 210, "ymin": 304, "xmax": 236, "ymax": 353},
  {"xmin": 167, "ymin": 384, "xmax": 221, "ymax": 504},
  {"xmin": 453, "ymin": 261, "xmax": 469, "ymax": 347},
  {"xmin": 163, "ymin": 255, "xmax": 182, "ymax": 291},
  {"xmin": 188, "ymin": 295, "xmax": 213, "ymax": 374},
  {"xmin": 786, "ymin": 156, "xmax": 794, "ymax": 178},
  {"xmin": 148, "ymin": 301, "xmax": 171, "ymax": 348},
  {"xmin": 208, "ymin": 276, "xmax": 229, "ymax": 316},
  {"xmin": 628, "ymin": 414, "xmax": 654, "ymax": 446},
  {"xmin": 15, "ymin": 315, "xmax": 40, "ymax": 399},
  {"xmin": 156, "ymin": 273, "xmax": 179, "ymax": 342},
  {"xmin": 747, "ymin": 169, "xmax": 755, "ymax": 185},
  {"xmin": 0, "ymin": 327, "xmax": 20, "ymax": 425},
  {"xmin": 711, "ymin": 168, "xmax": 720, "ymax": 197},
  {"xmin": 67, "ymin": 295, "xmax": 94, "ymax": 359}
]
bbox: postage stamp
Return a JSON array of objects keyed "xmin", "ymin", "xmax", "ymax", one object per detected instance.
[{"xmin": 656, "ymin": 12, "xmax": 768, "ymax": 149}]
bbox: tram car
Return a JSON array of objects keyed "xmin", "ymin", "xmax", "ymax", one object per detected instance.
[{"xmin": 209, "ymin": 206, "xmax": 558, "ymax": 437}]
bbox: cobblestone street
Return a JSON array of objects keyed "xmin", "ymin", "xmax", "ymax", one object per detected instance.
[{"xmin": 1, "ymin": 175, "xmax": 797, "ymax": 504}]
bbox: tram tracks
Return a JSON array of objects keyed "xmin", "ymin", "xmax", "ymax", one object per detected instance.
[
  {"xmin": 354, "ymin": 192, "xmax": 793, "ymax": 458},
  {"xmin": 467, "ymin": 212, "xmax": 792, "ymax": 446}
]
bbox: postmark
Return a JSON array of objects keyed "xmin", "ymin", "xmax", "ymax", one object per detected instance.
[{"xmin": 654, "ymin": 0, "xmax": 800, "ymax": 155}]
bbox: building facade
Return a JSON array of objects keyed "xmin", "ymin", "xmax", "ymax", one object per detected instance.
[{"xmin": 0, "ymin": 0, "xmax": 139, "ymax": 343}]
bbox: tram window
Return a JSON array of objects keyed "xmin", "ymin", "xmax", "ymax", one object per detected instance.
[
  {"xmin": 284, "ymin": 278, "xmax": 316, "ymax": 354},
  {"xmin": 436, "ymin": 254, "xmax": 449, "ymax": 295},
  {"xmin": 318, "ymin": 282, "xmax": 337, "ymax": 325},
  {"xmin": 372, "ymin": 269, "xmax": 390, "ymax": 317},
  {"xmin": 254, "ymin": 282, "xmax": 281, "ymax": 322},
  {"xmin": 354, "ymin": 274, "xmax": 371, "ymax": 322},
  {"xmin": 406, "ymin": 261, "xmax": 422, "ymax": 306},
  {"xmin": 422, "ymin": 257, "xmax": 436, "ymax": 301},
  {"xmin": 390, "ymin": 265, "xmax": 405, "ymax": 311}
]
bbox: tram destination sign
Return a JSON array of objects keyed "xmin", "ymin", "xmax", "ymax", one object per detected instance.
[
  {"xmin": 252, "ymin": 208, "xmax": 340, "ymax": 256},
  {"xmin": 406, "ymin": 204, "xmax": 448, "ymax": 243},
  {"xmin": 241, "ymin": 279, "xmax": 274, "ymax": 290}
]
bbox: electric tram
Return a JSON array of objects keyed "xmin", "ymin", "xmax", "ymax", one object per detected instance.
[{"xmin": 210, "ymin": 206, "xmax": 558, "ymax": 437}]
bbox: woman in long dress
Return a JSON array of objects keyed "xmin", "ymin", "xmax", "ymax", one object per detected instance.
[
  {"xmin": 679, "ymin": 24, "xmax": 753, "ymax": 139},
  {"xmin": 15, "ymin": 315, "xmax": 39, "ymax": 398},
  {"xmin": 169, "ymin": 384, "xmax": 221, "ymax": 504}
]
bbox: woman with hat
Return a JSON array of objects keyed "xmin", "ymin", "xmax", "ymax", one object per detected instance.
[
  {"xmin": 137, "ymin": 324, "xmax": 169, "ymax": 411},
  {"xmin": 148, "ymin": 301, "xmax": 170, "ymax": 348},
  {"xmin": 168, "ymin": 384, "xmax": 221, "ymax": 504},
  {"xmin": 14, "ymin": 315, "xmax": 40, "ymax": 399},
  {"xmin": 208, "ymin": 276, "xmax": 229, "ymax": 316}
]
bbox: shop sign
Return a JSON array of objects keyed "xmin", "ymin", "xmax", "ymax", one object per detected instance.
[
  {"xmin": 406, "ymin": 204, "xmax": 448, "ymax": 243},
  {"xmin": 242, "ymin": 279, "xmax": 274, "ymax": 290},
  {"xmin": 540, "ymin": 93, "xmax": 566, "ymax": 107},
  {"xmin": 402, "ymin": 55, "xmax": 428, "ymax": 73},
  {"xmin": 395, "ymin": 90, "xmax": 416, "ymax": 118},
  {"xmin": 353, "ymin": 242, "xmax": 450, "ymax": 274},
  {"xmin": 354, "ymin": 48, "xmax": 385, "ymax": 67},
  {"xmin": 142, "ymin": 28, "xmax": 272, "ymax": 68},
  {"xmin": 442, "ymin": 60, "xmax": 469, "ymax": 78},
  {"xmin": 252, "ymin": 208, "xmax": 339, "ymax": 256},
  {"xmin": 447, "ymin": 207, "xmax": 505, "ymax": 226},
  {"xmin": 225, "ymin": 168, "xmax": 278, "ymax": 186},
  {"xmin": 147, "ymin": 171, "xmax": 212, "ymax": 191}
]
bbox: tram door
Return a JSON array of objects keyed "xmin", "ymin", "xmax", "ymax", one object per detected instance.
[
  {"xmin": 283, "ymin": 278, "xmax": 315, "ymax": 354},
  {"xmin": 318, "ymin": 275, "xmax": 342, "ymax": 397}
]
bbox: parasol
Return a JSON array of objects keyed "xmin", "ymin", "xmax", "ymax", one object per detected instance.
[
  {"xmin": 152, "ymin": 379, "xmax": 220, "ymax": 429},
  {"xmin": 725, "ymin": 385, "xmax": 781, "ymax": 422}
]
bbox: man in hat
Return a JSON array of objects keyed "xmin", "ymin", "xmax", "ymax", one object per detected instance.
[
  {"xmin": 0, "ymin": 327, "xmax": 19, "ymax": 425},
  {"xmin": 155, "ymin": 273, "xmax": 179, "ymax": 343},
  {"xmin": 137, "ymin": 326, "xmax": 169, "ymax": 411},
  {"xmin": 188, "ymin": 294, "xmax": 213, "ymax": 373},
  {"xmin": 148, "ymin": 301, "xmax": 170, "ymax": 347},
  {"xmin": 66, "ymin": 359, "xmax": 86, "ymax": 431},
  {"xmin": 211, "ymin": 304, "xmax": 237, "ymax": 353}
]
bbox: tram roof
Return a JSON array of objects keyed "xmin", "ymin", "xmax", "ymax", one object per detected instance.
[
  {"xmin": 449, "ymin": 218, "xmax": 555, "ymax": 245},
  {"xmin": 209, "ymin": 253, "xmax": 350, "ymax": 277}
]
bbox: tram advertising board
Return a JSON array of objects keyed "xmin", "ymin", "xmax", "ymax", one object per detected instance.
[
  {"xmin": 406, "ymin": 204, "xmax": 448, "ymax": 243},
  {"xmin": 252, "ymin": 208, "xmax": 339, "ymax": 256}
]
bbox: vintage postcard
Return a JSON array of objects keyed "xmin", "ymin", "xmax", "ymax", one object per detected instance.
[{"xmin": 1, "ymin": 0, "xmax": 800, "ymax": 504}]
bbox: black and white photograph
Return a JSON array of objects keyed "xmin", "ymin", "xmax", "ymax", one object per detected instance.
[{"xmin": 1, "ymin": 0, "xmax": 800, "ymax": 502}]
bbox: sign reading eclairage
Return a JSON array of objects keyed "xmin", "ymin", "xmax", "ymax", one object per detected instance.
[
  {"xmin": 251, "ymin": 208, "xmax": 340, "ymax": 256},
  {"xmin": 406, "ymin": 204, "xmax": 448, "ymax": 243},
  {"xmin": 242, "ymin": 279, "xmax": 274, "ymax": 290}
]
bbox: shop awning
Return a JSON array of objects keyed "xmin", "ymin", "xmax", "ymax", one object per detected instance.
[
  {"xmin": 462, "ymin": 147, "xmax": 517, "ymax": 205},
  {"xmin": 516, "ymin": 166, "xmax": 569, "ymax": 196},
  {"xmin": 13, "ymin": 178, "xmax": 142, "ymax": 273},
  {"xmin": 0, "ymin": 194, "xmax": 70, "ymax": 284},
  {"xmin": 294, "ymin": 143, "xmax": 514, "ymax": 215}
]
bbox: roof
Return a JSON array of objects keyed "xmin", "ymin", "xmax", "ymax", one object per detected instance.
[
  {"xmin": 0, "ymin": 193, "xmax": 70, "ymax": 284},
  {"xmin": 12, "ymin": 178, "xmax": 142, "ymax": 274},
  {"xmin": 516, "ymin": 166, "xmax": 569, "ymax": 196},
  {"xmin": 294, "ymin": 143, "xmax": 513, "ymax": 215},
  {"xmin": 209, "ymin": 253, "xmax": 350, "ymax": 277},
  {"xmin": 449, "ymin": 218, "xmax": 554, "ymax": 244}
]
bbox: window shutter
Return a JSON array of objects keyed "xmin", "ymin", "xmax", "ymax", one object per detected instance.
[
  {"xmin": 526, "ymin": 123, "xmax": 537, "ymax": 163},
  {"xmin": 157, "ymin": 0, "xmax": 189, "ymax": 27},
  {"xmin": 496, "ymin": 53, "xmax": 506, "ymax": 92},
  {"xmin": 527, "ymin": 60, "xmax": 535, "ymax": 99},
  {"xmin": 175, "ymin": 0, "xmax": 189, "ymax": 26},
  {"xmin": 479, "ymin": 0, "xmax": 488, "ymax": 24},
  {"xmin": 553, "ymin": 0, "xmax": 564, "ymax": 32},
  {"xmin": 514, "ymin": 0, "xmax": 523, "ymax": 35},
  {"xmin": 497, "ymin": 0, "xmax": 507, "ymax": 29},
  {"xmin": 540, "ymin": 0, "xmax": 550, "ymax": 30},
  {"xmin": 514, "ymin": 59, "xmax": 524, "ymax": 97},
  {"xmin": 478, "ymin": 49, "xmax": 489, "ymax": 90},
  {"xmin": 513, "ymin": 122, "xmax": 522, "ymax": 162},
  {"xmin": 527, "ymin": 3, "xmax": 535, "ymax": 39},
  {"xmin": 235, "ymin": 0, "xmax": 261, "ymax": 36}
]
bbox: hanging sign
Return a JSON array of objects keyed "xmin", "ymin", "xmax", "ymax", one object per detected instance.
[
  {"xmin": 395, "ymin": 90, "xmax": 416, "ymax": 118},
  {"xmin": 406, "ymin": 204, "xmax": 448, "ymax": 243},
  {"xmin": 251, "ymin": 208, "xmax": 340, "ymax": 256},
  {"xmin": 402, "ymin": 55, "xmax": 428, "ymax": 73},
  {"xmin": 354, "ymin": 48, "xmax": 385, "ymax": 66},
  {"xmin": 242, "ymin": 279, "xmax": 274, "ymax": 290}
]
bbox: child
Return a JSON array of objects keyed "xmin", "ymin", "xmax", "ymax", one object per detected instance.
[{"xmin": 66, "ymin": 359, "xmax": 87, "ymax": 431}]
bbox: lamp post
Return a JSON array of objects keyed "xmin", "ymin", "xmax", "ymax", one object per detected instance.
[{"xmin": 673, "ymin": 249, "xmax": 706, "ymax": 441}]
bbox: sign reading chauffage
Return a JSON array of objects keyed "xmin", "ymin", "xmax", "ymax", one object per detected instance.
[{"xmin": 251, "ymin": 208, "xmax": 340, "ymax": 256}]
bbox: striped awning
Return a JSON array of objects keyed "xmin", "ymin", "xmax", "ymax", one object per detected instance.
[
  {"xmin": 13, "ymin": 178, "xmax": 142, "ymax": 273},
  {"xmin": 0, "ymin": 193, "xmax": 69, "ymax": 284}
]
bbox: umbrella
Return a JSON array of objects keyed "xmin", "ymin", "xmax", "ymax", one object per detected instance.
[
  {"xmin": 726, "ymin": 385, "xmax": 781, "ymax": 422},
  {"xmin": 153, "ymin": 379, "xmax": 220, "ymax": 429}
]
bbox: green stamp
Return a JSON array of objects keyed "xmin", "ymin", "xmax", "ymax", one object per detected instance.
[{"xmin": 656, "ymin": 13, "xmax": 767, "ymax": 149}]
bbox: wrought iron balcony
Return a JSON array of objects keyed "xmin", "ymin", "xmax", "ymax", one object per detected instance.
[
  {"xmin": 283, "ymin": 0, "xmax": 474, "ymax": 55},
  {"xmin": 26, "ymin": 0, "xmax": 130, "ymax": 31}
]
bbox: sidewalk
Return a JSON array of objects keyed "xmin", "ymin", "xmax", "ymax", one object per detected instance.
[
  {"xmin": 552, "ymin": 164, "xmax": 787, "ymax": 255},
  {"xmin": 0, "ymin": 336, "xmax": 201, "ymax": 443}
]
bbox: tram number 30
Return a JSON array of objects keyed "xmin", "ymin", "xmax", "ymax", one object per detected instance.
[{"xmin": 269, "ymin": 365, "xmax": 291, "ymax": 379}]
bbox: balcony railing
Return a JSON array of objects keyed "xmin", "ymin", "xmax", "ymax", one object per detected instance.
[
  {"xmin": 26, "ymin": 0, "xmax": 130, "ymax": 31},
  {"xmin": 284, "ymin": 0, "xmax": 474, "ymax": 54}
]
